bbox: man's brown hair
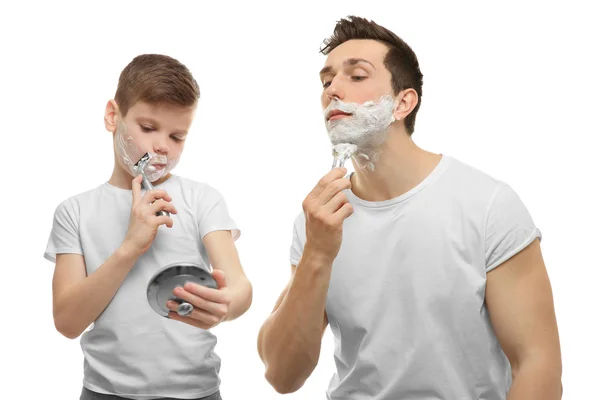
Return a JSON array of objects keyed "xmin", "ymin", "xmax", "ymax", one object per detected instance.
[
  {"xmin": 115, "ymin": 54, "xmax": 200, "ymax": 117},
  {"xmin": 321, "ymin": 16, "xmax": 423, "ymax": 134}
]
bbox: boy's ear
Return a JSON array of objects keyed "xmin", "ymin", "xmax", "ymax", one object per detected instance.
[{"xmin": 104, "ymin": 100, "xmax": 120, "ymax": 132}]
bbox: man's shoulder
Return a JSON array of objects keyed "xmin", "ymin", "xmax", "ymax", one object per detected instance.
[
  {"xmin": 445, "ymin": 155, "xmax": 502, "ymax": 185},
  {"xmin": 442, "ymin": 155, "xmax": 507, "ymax": 199}
]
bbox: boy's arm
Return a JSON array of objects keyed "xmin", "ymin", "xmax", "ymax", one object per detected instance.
[
  {"xmin": 204, "ymin": 229, "xmax": 252, "ymax": 321},
  {"xmin": 52, "ymin": 245, "xmax": 139, "ymax": 339},
  {"xmin": 52, "ymin": 175, "xmax": 177, "ymax": 339},
  {"xmin": 167, "ymin": 230, "xmax": 252, "ymax": 327}
]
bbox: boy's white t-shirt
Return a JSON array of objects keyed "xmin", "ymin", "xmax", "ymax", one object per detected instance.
[
  {"xmin": 45, "ymin": 175, "xmax": 240, "ymax": 399},
  {"xmin": 290, "ymin": 155, "xmax": 541, "ymax": 400}
]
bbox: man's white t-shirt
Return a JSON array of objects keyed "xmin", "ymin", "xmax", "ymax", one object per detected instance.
[
  {"xmin": 290, "ymin": 155, "xmax": 541, "ymax": 400},
  {"xmin": 44, "ymin": 175, "xmax": 239, "ymax": 399}
]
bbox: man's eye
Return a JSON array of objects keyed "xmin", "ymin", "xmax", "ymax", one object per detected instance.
[
  {"xmin": 351, "ymin": 76, "xmax": 366, "ymax": 82},
  {"xmin": 323, "ymin": 81, "xmax": 331, "ymax": 88}
]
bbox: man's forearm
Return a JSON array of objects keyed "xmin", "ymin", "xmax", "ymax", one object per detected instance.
[
  {"xmin": 53, "ymin": 244, "xmax": 140, "ymax": 339},
  {"xmin": 507, "ymin": 361, "xmax": 562, "ymax": 400},
  {"xmin": 258, "ymin": 248, "xmax": 333, "ymax": 393}
]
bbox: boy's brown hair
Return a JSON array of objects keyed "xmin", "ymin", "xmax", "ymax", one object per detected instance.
[
  {"xmin": 321, "ymin": 16, "xmax": 423, "ymax": 134},
  {"xmin": 115, "ymin": 54, "xmax": 200, "ymax": 117}
]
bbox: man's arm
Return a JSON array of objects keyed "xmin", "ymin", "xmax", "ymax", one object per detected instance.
[
  {"xmin": 486, "ymin": 238, "xmax": 562, "ymax": 399},
  {"xmin": 257, "ymin": 259, "xmax": 330, "ymax": 394},
  {"xmin": 257, "ymin": 168, "xmax": 353, "ymax": 394}
]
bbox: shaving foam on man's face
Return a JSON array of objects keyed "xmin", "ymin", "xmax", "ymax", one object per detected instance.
[
  {"xmin": 324, "ymin": 94, "xmax": 396, "ymax": 150},
  {"xmin": 115, "ymin": 120, "xmax": 181, "ymax": 183}
]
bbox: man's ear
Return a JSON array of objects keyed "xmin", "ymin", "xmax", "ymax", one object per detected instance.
[
  {"xmin": 392, "ymin": 89, "xmax": 419, "ymax": 122},
  {"xmin": 104, "ymin": 99, "xmax": 120, "ymax": 133}
]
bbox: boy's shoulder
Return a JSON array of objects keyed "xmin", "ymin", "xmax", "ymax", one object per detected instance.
[
  {"xmin": 167, "ymin": 175, "xmax": 228, "ymax": 205},
  {"xmin": 53, "ymin": 183, "xmax": 108, "ymax": 213},
  {"xmin": 175, "ymin": 174, "xmax": 229, "ymax": 193}
]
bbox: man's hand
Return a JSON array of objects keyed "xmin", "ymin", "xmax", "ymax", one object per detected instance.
[
  {"xmin": 166, "ymin": 269, "xmax": 231, "ymax": 330},
  {"xmin": 122, "ymin": 175, "xmax": 178, "ymax": 256},
  {"xmin": 302, "ymin": 167, "xmax": 353, "ymax": 264}
]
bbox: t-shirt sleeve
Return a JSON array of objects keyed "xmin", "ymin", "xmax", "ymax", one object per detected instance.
[
  {"xmin": 484, "ymin": 183, "xmax": 542, "ymax": 272},
  {"xmin": 197, "ymin": 185, "xmax": 240, "ymax": 241},
  {"xmin": 44, "ymin": 198, "xmax": 83, "ymax": 263},
  {"xmin": 290, "ymin": 211, "xmax": 306, "ymax": 266}
]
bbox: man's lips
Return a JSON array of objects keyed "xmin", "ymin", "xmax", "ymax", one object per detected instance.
[{"xmin": 327, "ymin": 110, "xmax": 352, "ymax": 121}]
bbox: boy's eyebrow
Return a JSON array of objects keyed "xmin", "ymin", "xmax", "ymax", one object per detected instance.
[
  {"xmin": 136, "ymin": 117, "xmax": 188, "ymax": 135},
  {"xmin": 319, "ymin": 58, "xmax": 376, "ymax": 77}
]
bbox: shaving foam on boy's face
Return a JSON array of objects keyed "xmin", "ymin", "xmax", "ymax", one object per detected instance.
[
  {"xmin": 115, "ymin": 120, "xmax": 180, "ymax": 182},
  {"xmin": 324, "ymin": 94, "xmax": 396, "ymax": 169}
]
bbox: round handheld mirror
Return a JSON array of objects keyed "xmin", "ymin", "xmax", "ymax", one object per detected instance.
[{"xmin": 146, "ymin": 262, "xmax": 218, "ymax": 318}]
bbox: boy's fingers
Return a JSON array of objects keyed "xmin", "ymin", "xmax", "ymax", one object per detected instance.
[
  {"xmin": 131, "ymin": 175, "xmax": 143, "ymax": 204},
  {"xmin": 212, "ymin": 269, "xmax": 227, "ymax": 289}
]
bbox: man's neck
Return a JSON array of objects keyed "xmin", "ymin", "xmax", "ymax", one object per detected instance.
[{"xmin": 349, "ymin": 129, "xmax": 442, "ymax": 202}]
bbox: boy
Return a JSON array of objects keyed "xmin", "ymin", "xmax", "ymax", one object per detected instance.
[{"xmin": 45, "ymin": 54, "xmax": 252, "ymax": 400}]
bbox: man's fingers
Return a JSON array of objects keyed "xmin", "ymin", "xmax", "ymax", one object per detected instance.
[
  {"xmin": 312, "ymin": 168, "xmax": 347, "ymax": 195},
  {"xmin": 324, "ymin": 191, "xmax": 350, "ymax": 214},
  {"xmin": 333, "ymin": 202, "xmax": 354, "ymax": 222},
  {"xmin": 304, "ymin": 168, "xmax": 348, "ymax": 212},
  {"xmin": 318, "ymin": 178, "xmax": 351, "ymax": 205}
]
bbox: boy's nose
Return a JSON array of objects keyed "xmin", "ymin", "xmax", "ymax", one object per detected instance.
[{"xmin": 153, "ymin": 139, "xmax": 169, "ymax": 155}]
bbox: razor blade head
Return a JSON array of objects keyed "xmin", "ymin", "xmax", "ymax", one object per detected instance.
[{"xmin": 133, "ymin": 153, "xmax": 151, "ymax": 173}]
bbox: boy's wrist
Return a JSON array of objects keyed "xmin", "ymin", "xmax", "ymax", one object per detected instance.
[{"xmin": 118, "ymin": 241, "xmax": 143, "ymax": 262}]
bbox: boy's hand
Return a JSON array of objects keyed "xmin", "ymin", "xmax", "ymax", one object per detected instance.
[
  {"xmin": 122, "ymin": 175, "xmax": 178, "ymax": 256},
  {"xmin": 166, "ymin": 269, "xmax": 231, "ymax": 330}
]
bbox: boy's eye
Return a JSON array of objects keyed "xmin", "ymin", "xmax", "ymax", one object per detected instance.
[
  {"xmin": 171, "ymin": 136, "xmax": 184, "ymax": 142},
  {"xmin": 322, "ymin": 81, "xmax": 331, "ymax": 89},
  {"xmin": 351, "ymin": 76, "xmax": 366, "ymax": 82},
  {"xmin": 140, "ymin": 125, "xmax": 154, "ymax": 132}
]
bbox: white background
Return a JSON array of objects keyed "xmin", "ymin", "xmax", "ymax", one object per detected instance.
[{"xmin": 1, "ymin": 1, "xmax": 598, "ymax": 399}]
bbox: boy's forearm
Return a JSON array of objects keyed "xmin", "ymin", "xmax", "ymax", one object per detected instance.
[
  {"xmin": 224, "ymin": 277, "xmax": 253, "ymax": 321},
  {"xmin": 54, "ymin": 244, "xmax": 140, "ymax": 339}
]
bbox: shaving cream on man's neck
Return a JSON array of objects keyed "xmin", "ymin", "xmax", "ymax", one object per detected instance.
[{"xmin": 324, "ymin": 94, "xmax": 396, "ymax": 170}]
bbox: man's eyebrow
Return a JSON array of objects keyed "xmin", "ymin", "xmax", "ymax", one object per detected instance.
[
  {"xmin": 319, "ymin": 58, "xmax": 376, "ymax": 77},
  {"xmin": 345, "ymin": 58, "xmax": 375, "ymax": 69}
]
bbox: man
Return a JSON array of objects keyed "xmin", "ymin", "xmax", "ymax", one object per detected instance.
[{"xmin": 257, "ymin": 16, "xmax": 562, "ymax": 400}]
